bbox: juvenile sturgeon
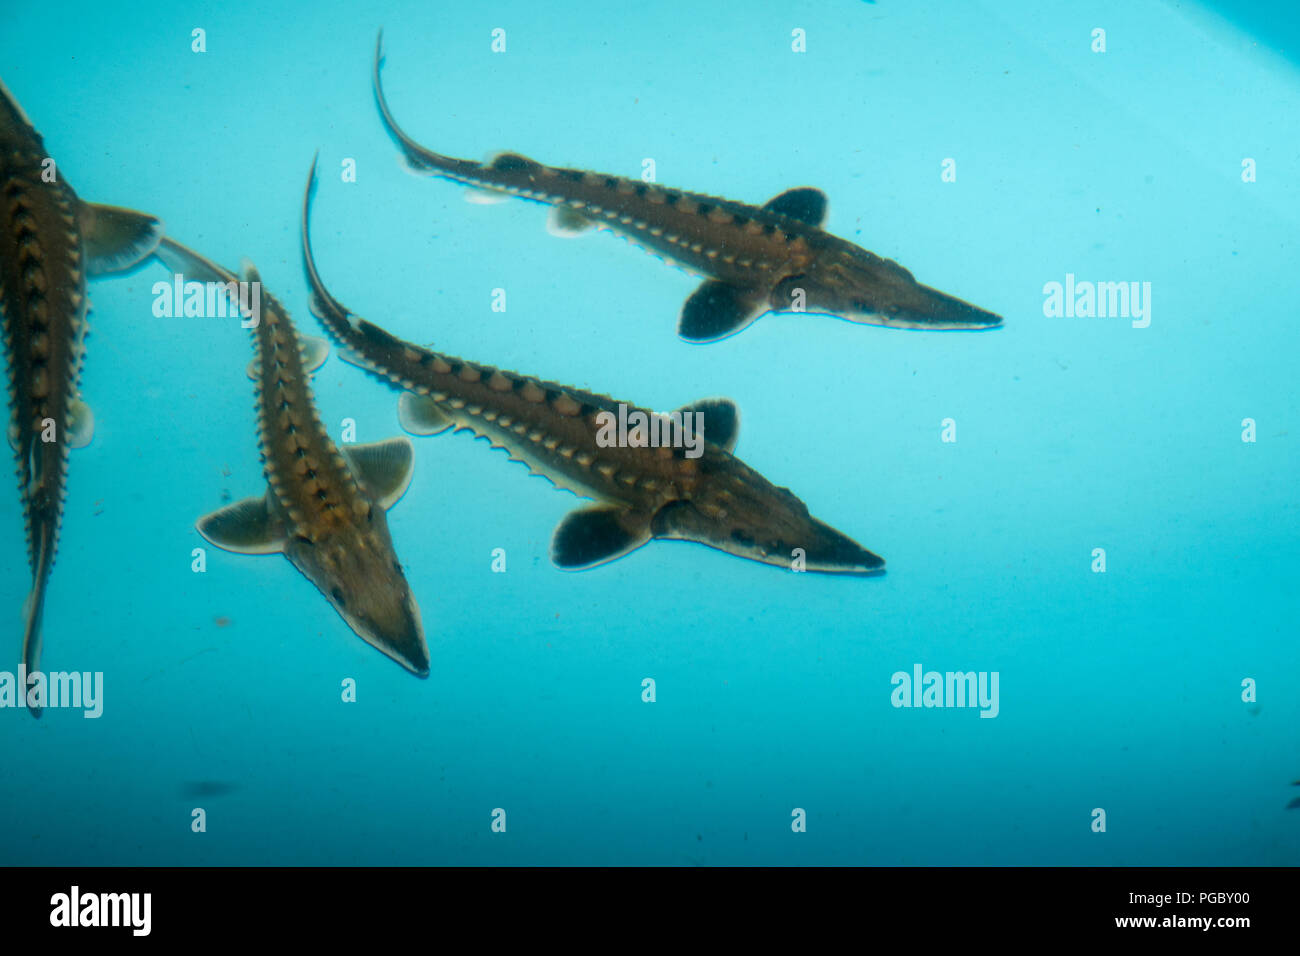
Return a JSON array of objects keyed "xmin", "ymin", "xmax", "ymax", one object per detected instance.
[
  {"xmin": 372, "ymin": 32, "xmax": 1002, "ymax": 343},
  {"xmin": 153, "ymin": 237, "xmax": 430, "ymax": 676},
  {"xmin": 303, "ymin": 160, "xmax": 883, "ymax": 573},
  {"xmin": 1, "ymin": 79, "xmax": 164, "ymax": 715}
]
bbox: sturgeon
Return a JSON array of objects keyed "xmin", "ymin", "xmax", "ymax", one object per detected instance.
[
  {"xmin": 372, "ymin": 32, "xmax": 1002, "ymax": 343},
  {"xmin": 153, "ymin": 237, "xmax": 430, "ymax": 676},
  {"xmin": 303, "ymin": 160, "xmax": 883, "ymax": 573},
  {"xmin": 1, "ymin": 79, "xmax": 164, "ymax": 715}
]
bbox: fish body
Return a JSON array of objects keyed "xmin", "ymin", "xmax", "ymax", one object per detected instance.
[
  {"xmin": 154, "ymin": 237, "xmax": 429, "ymax": 676},
  {"xmin": 303, "ymin": 162, "xmax": 882, "ymax": 574},
  {"xmin": 372, "ymin": 33, "xmax": 1002, "ymax": 342},
  {"xmin": 1, "ymin": 79, "xmax": 163, "ymax": 714}
]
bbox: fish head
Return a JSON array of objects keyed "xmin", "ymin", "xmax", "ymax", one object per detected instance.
[
  {"xmin": 285, "ymin": 508, "xmax": 429, "ymax": 676},
  {"xmin": 777, "ymin": 243, "xmax": 1003, "ymax": 330},
  {"xmin": 651, "ymin": 463, "xmax": 884, "ymax": 574}
]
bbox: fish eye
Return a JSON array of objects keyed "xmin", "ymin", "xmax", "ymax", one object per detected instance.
[{"xmin": 730, "ymin": 529, "xmax": 755, "ymax": 547}]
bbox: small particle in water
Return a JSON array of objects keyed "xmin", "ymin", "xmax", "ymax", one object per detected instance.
[
  {"xmin": 181, "ymin": 781, "xmax": 238, "ymax": 799},
  {"xmin": 214, "ymin": 616, "xmax": 232, "ymax": 628}
]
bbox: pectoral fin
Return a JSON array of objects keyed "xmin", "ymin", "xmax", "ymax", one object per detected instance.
[
  {"xmin": 762, "ymin": 187, "xmax": 828, "ymax": 227},
  {"xmin": 78, "ymin": 202, "xmax": 165, "ymax": 276},
  {"xmin": 673, "ymin": 398, "xmax": 739, "ymax": 452},
  {"xmin": 197, "ymin": 494, "xmax": 285, "ymax": 555},
  {"xmin": 342, "ymin": 437, "xmax": 415, "ymax": 509},
  {"xmin": 398, "ymin": 393, "xmax": 455, "ymax": 436},
  {"xmin": 678, "ymin": 280, "xmax": 767, "ymax": 343},
  {"xmin": 551, "ymin": 505, "xmax": 652, "ymax": 570}
]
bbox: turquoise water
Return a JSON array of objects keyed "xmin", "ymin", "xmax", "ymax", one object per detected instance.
[{"xmin": 1, "ymin": 0, "xmax": 1297, "ymax": 866}]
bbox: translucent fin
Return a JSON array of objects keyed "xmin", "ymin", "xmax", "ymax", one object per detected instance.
[
  {"xmin": 547, "ymin": 204, "xmax": 594, "ymax": 237},
  {"xmin": 66, "ymin": 397, "xmax": 94, "ymax": 448},
  {"xmin": 464, "ymin": 188, "xmax": 510, "ymax": 205},
  {"xmin": 342, "ymin": 437, "xmax": 415, "ymax": 509},
  {"xmin": 551, "ymin": 505, "xmax": 652, "ymax": 570},
  {"xmin": 398, "ymin": 393, "xmax": 454, "ymax": 436},
  {"xmin": 300, "ymin": 335, "xmax": 330, "ymax": 373},
  {"xmin": 154, "ymin": 236, "xmax": 235, "ymax": 286},
  {"xmin": 78, "ymin": 202, "xmax": 165, "ymax": 276},
  {"xmin": 337, "ymin": 347, "xmax": 373, "ymax": 371},
  {"xmin": 196, "ymin": 494, "xmax": 285, "ymax": 555},
  {"xmin": 20, "ymin": 526, "xmax": 53, "ymax": 718}
]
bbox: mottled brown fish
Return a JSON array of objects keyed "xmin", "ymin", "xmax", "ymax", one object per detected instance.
[
  {"xmin": 372, "ymin": 31, "xmax": 1001, "ymax": 343},
  {"xmin": 153, "ymin": 237, "xmax": 429, "ymax": 676},
  {"xmin": 1, "ymin": 79, "xmax": 163, "ymax": 715},
  {"xmin": 303, "ymin": 159, "xmax": 883, "ymax": 574}
]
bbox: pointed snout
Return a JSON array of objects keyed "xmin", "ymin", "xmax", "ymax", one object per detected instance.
[{"xmin": 805, "ymin": 519, "xmax": 886, "ymax": 574}]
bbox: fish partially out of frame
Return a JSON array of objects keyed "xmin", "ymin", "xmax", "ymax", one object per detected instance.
[
  {"xmin": 1, "ymin": 79, "xmax": 164, "ymax": 715},
  {"xmin": 371, "ymin": 32, "xmax": 1002, "ymax": 343},
  {"xmin": 153, "ymin": 237, "xmax": 430, "ymax": 677},
  {"xmin": 303, "ymin": 159, "xmax": 884, "ymax": 575}
]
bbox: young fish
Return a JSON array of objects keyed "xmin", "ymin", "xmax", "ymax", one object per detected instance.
[
  {"xmin": 303, "ymin": 159, "xmax": 883, "ymax": 574},
  {"xmin": 154, "ymin": 237, "xmax": 430, "ymax": 676},
  {"xmin": 1, "ymin": 78, "xmax": 164, "ymax": 715},
  {"xmin": 372, "ymin": 32, "xmax": 1001, "ymax": 343}
]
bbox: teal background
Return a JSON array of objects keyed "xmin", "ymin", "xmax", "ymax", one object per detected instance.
[{"xmin": 1, "ymin": 0, "xmax": 1297, "ymax": 865}]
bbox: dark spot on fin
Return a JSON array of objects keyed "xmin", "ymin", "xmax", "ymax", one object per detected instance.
[
  {"xmin": 489, "ymin": 152, "xmax": 540, "ymax": 173},
  {"xmin": 551, "ymin": 506, "xmax": 651, "ymax": 570},
  {"xmin": 762, "ymin": 187, "xmax": 828, "ymax": 227},
  {"xmin": 547, "ymin": 204, "xmax": 594, "ymax": 237},
  {"xmin": 197, "ymin": 494, "xmax": 285, "ymax": 555},
  {"xmin": 77, "ymin": 201, "xmax": 165, "ymax": 276},
  {"xmin": 673, "ymin": 398, "xmax": 740, "ymax": 453},
  {"xmin": 678, "ymin": 280, "xmax": 766, "ymax": 343}
]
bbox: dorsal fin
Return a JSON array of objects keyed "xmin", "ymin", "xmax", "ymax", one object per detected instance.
[
  {"xmin": 762, "ymin": 187, "xmax": 828, "ymax": 227},
  {"xmin": 673, "ymin": 398, "xmax": 739, "ymax": 452},
  {"xmin": 488, "ymin": 152, "xmax": 541, "ymax": 174}
]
